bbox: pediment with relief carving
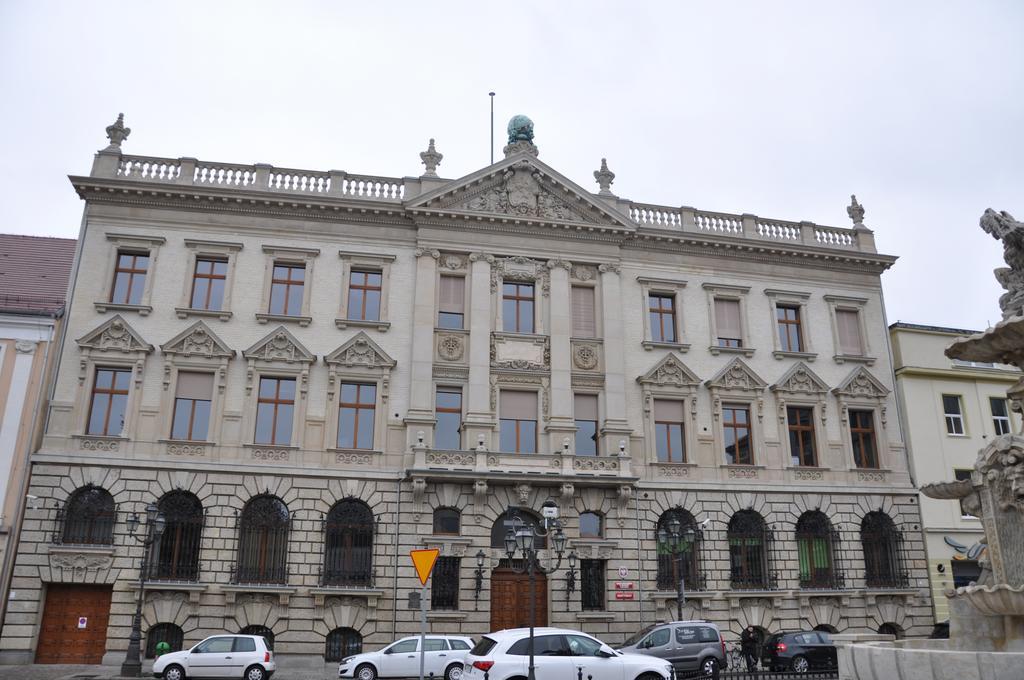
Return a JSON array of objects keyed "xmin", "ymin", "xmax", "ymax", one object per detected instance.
[
  {"xmin": 833, "ymin": 366, "xmax": 890, "ymax": 399},
  {"xmin": 638, "ymin": 353, "xmax": 701, "ymax": 387},
  {"xmin": 243, "ymin": 327, "xmax": 314, "ymax": 364},
  {"xmin": 408, "ymin": 156, "xmax": 633, "ymax": 229},
  {"xmin": 161, "ymin": 321, "xmax": 235, "ymax": 359},
  {"xmin": 706, "ymin": 357, "xmax": 767, "ymax": 392},
  {"xmin": 76, "ymin": 315, "xmax": 152, "ymax": 354},
  {"xmin": 770, "ymin": 362, "xmax": 828, "ymax": 395},
  {"xmin": 325, "ymin": 332, "xmax": 396, "ymax": 369}
]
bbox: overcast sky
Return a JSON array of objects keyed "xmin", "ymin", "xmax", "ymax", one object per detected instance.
[{"xmin": 1, "ymin": 1, "xmax": 1021, "ymax": 332}]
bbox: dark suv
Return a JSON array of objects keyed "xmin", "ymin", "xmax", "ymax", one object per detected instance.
[
  {"xmin": 618, "ymin": 621, "xmax": 725, "ymax": 677},
  {"xmin": 760, "ymin": 631, "xmax": 837, "ymax": 673}
]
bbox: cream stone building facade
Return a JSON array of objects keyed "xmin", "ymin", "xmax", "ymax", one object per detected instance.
[
  {"xmin": 890, "ymin": 322, "xmax": 1021, "ymax": 624},
  {"xmin": 0, "ymin": 115, "xmax": 932, "ymax": 668}
]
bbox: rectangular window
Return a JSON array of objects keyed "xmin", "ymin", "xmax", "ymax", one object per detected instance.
[
  {"xmin": 954, "ymin": 468, "xmax": 977, "ymax": 518},
  {"xmin": 836, "ymin": 309, "xmax": 863, "ymax": 355},
  {"xmin": 255, "ymin": 377, "xmax": 295, "ymax": 445},
  {"xmin": 714, "ymin": 298, "xmax": 743, "ymax": 348},
  {"xmin": 171, "ymin": 372, "xmax": 213, "ymax": 441},
  {"xmin": 571, "ymin": 286, "xmax": 596, "ymax": 337},
  {"xmin": 581, "ymin": 559, "xmax": 605, "ymax": 611},
  {"xmin": 348, "ymin": 270, "xmax": 383, "ymax": 321},
  {"xmin": 435, "ymin": 387, "xmax": 463, "ymax": 450},
  {"xmin": 438, "ymin": 275, "xmax": 465, "ymax": 329},
  {"xmin": 268, "ymin": 263, "xmax": 305, "ymax": 316},
  {"xmin": 648, "ymin": 293, "xmax": 676, "ymax": 343},
  {"xmin": 502, "ymin": 283, "xmax": 535, "ymax": 333},
  {"xmin": 431, "ymin": 556, "xmax": 460, "ymax": 610},
  {"xmin": 87, "ymin": 368, "xmax": 131, "ymax": 436},
  {"xmin": 943, "ymin": 395, "xmax": 965, "ymax": 435},
  {"xmin": 776, "ymin": 305, "xmax": 803, "ymax": 352},
  {"xmin": 723, "ymin": 404, "xmax": 753, "ymax": 465},
  {"xmin": 574, "ymin": 394, "xmax": 599, "ymax": 456},
  {"xmin": 654, "ymin": 399, "xmax": 686, "ymax": 463},
  {"xmin": 338, "ymin": 383, "xmax": 376, "ymax": 449},
  {"xmin": 499, "ymin": 390, "xmax": 537, "ymax": 453},
  {"xmin": 991, "ymin": 397, "xmax": 1011, "ymax": 436},
  {"xmin": 190, "ymin": 258, "xmax": 228, "ymax": 311},
  {"xmin": 110, "ymin": 251, "xmax": 149, "ymax": 305},
  {"xmin": 850, "ymin": 409, "xmax": 878, "ymax": 468},
  {"xmin": 787, "ymin": 406, "xmax": 817, "ymax": 466}
]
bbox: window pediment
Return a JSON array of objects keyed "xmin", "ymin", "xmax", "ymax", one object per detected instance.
[
  {"xmin": 76, "ymin": 315, "xmax": 153, "ymax": 355},
  {"xmin": 833, "ymin": 366, "xmax": 889, "ymax": 400},
  {"xmin": 161, "ymin": 321, "xmax": 235, "ymax": 359},
  {"xmin": 324, "ymin": 332, "xmax": 396, "ymax": 370},
  {"xmin": 243, "ymin": 327, "xmax": 314, "ymax": 365},
  {"xmin": 770, "ymin": 362, "xmax": 828, "ymax": 395},
  {"xmin": 638, "ymin": 353, "xmax": 701, "ymax": 389},
  {"xmin": 705, "ymin": 357, "xmax": 767, "ymax": 393}
]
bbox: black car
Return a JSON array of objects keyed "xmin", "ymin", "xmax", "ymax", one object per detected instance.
[{"xmin": 760, "ymin": 631, "xmax": 837, "ymax": 673}]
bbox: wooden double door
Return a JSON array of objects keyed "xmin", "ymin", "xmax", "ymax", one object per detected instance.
[
  {"xmin": 36, "ymin": 584, "xmax": 113, "ymax": 664},
  {"xmin": 490, "ymin": 568, "xmax": 547, "ymax": 632}
]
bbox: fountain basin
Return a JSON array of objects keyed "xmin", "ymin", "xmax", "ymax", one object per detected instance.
[{"xmin": 951, "ymin": 584, "xmax": 1024, "ymax": 617}]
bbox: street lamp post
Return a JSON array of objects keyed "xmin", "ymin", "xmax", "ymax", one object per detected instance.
[
  {"xmin": 503, "ymin": 500, "xmax": 568, "ymax": 680},
  {"xmin": 657, "ymin": 516, "xmax": 695, "ymax": 622},
  {"xmin": 120, "ymin": 502, "xmax": 166, "ymax": 678}
]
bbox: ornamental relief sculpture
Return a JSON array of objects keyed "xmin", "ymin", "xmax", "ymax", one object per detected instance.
[
  {"xmin": 437, "ymin": 334, "xmax": 465, "ymax": 362},
  {"xmin": 572, "ymin": 344, "xmax": 600, "ymax": 370},
  {"xmin": 453, "ymin": 161, "xmax": 604, "ymax": 224}
]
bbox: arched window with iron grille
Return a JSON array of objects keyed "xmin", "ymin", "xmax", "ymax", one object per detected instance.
[
  {"xmin": 433, "ymin": 507, "xmax": 460, "ymax": 535},
  {"xmin": 145, "ymin": 623, "xmax": 184, "ymax": 658},
  {"xmin": 655, "ymin": 508, "xmax": 703, "ymax": 591},
  {"xmin": 325, "ymin": 627, "xmax": 363, "ymax": 662},
  {"xmin": 240, "ymin": 624, "xmax": 274, "ymax": 650},
  {"xmin": 150, "ymin": 491, "xmax": 204, "ymax": 581},
  {"xmin": 728, "ymin": 510, "xmax": 773, "ymax": 590},
  {"xmin": 235, "ymin": 495, "xmax": 289, "ymax": 584},
  {"xmin": 796, "ymin": 511, "xmax": 842, "ymax": 589},
  {"xmin": 861, "ymin": 511, "xmax": 907, "ymax": 588},
  {"xmin": 489, "ymin": 509, "xmax": 546, "ymax": 550},
  {"xmin": 323, "ymin": 499, "xmax": 374, "ymax": 586},
  {"xmin": 60, "ymin": 485, "xmax": 116, "ymax": 545}
]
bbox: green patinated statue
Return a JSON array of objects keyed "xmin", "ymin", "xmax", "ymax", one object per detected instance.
[{"xmin": 507, "ymin": 115, "xmax": 534, "ymax": 144}]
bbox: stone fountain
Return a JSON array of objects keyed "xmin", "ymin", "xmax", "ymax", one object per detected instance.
[{"xmin": 839, "ymin": 210, "xmax": 1024, "ymax": 679}]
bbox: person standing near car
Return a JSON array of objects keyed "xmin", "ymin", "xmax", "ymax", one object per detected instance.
[{"xmin": 740, "ymin": 626, "xmax": 759, "ymax": 671}]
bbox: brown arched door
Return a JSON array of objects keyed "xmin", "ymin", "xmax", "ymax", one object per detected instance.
[{"xmin": 490, "ymin": 567, "xmax": 547, "ymax": 632}]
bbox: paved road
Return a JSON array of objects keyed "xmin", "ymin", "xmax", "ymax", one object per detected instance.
[{"xmin": 0, "ymin": 665, "xmax": 341, "ymax": 680}]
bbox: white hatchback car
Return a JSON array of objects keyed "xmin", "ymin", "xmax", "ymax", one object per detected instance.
[
  {"xmin": 339, "ymin": 635, "xmax": 475, "ymax": 680},
  {"xmin": 463, "ymin": 628, "xmax": 673, "ymax": 680},
  {"xmin": 153, "ymin": 634, "xmax": 275, "ymax": 680}
]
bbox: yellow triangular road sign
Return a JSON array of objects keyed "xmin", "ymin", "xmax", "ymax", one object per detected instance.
[{"xmin": 410, "ymin": 548, "xmax": 440, "ymax": 585}]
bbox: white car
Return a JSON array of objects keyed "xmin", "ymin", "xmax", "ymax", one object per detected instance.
[
  {"xmin": 339, "ymin": 635, "xmax": 475, "ymax": 680},
  {"xmin": 153, "ymin": 634, "xmax": 275, "ymax": 680},
  {"xmin": 463, "ymin": 628, "xmax": 673, "ymax": 680}
]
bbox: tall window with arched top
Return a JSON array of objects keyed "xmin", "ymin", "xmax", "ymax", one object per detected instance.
[
  {"xmin": 323, "ymin": 499, "xmax": 374, "ymax": 586},
  {"xmin": 861, "ymin": 511, "xmax": 907, "ymax": 588},
  {"xmin": 235, "ymin": 496, "xmax": 289, "ymax": 584},
  {"xmin": 151, "ymin": 491, "xmax": 203, "ymax": 581},
  {"xmin": 728, "ymin": 510, "xmax": 772, "ymax": 590},
  {"xmin": 145, "ymin": 623, "xmax": 184, "ymax": 658},
  {"xmin": 655, "ymin": 509, "xmax": 702, "ymax": 591},
  {"xmin": 60, "ymin": 485, "xmax": 116, "ymax": 545},
  {"xmin": 796, "ymin": 511, "xmax": 841, "ymax": 589},
  {"xmin": 433, "ymin": 507, "xmax": 460, "ymax": 535},
  {"xmin": 490, "ymin": 510, "xmax": 546, "ymax": 550},
  {"xmin": 325, "ymin": 627, "xmax": 363, "ymax": 662}
]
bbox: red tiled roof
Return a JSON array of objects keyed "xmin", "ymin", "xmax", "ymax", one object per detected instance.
[{"xmin": 0, "ymin": 234, "xmax": 77, "ymax": 315}]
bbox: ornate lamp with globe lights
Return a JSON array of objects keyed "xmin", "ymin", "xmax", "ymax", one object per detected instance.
[
  {"xmin": 657, "ymin": 515, "xmax": 696, "ymax": 622},
  {"xmin": 120, "ymin": 502, "xmax": 166, "ymax": 677}
]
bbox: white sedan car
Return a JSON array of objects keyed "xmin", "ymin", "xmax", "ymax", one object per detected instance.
[
  {"xmin": 339, "ymin": 635, "xmax": 475, "ymax": 680},
  {"xmin": 463, "ymin": 628, "xmax": 673, "ymax": 680},
  {"xmin": 153, "ymin": 634, "xmax": 275, "ymax": 680}
]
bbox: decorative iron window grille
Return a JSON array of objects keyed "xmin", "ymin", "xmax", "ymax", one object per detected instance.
[
  {"xmin": 240, "ymin": 625, "xmax": 274, "ymax": 650},
  {"xmin": 145, "ymin": 623, "xmax": 184, "ymax": 659},
  {"xmin": 433, "ymin": 507, "xmax": 461, "ymax": 535},
  {"xmin": 234, "ymin": 496, "xmax": 290, "ymax": 585},
  {"xmin": 148, "ymin": 491, "xmax": 204, "ymax": 582},
  {"xmin": 728, "ymin": 510, "xmax": 777, "ymax": 590},
  {"xmin": 796, "ymin": 511, "xmax": 845, "ymax": 590},
  {"xmin": 655, "ymin": 508, "xmax": 705, "ymax": 591},
  {"xmin": 861, "ymin": 512, "xmax": 909, "ymax": 588},
  {"xmin": 56, "ymin": 485, "xmax": 116, "ymax": 545},
  {"xmin": 322, "ymin": 499, "xmax": 374, "ymax": 586},
  {"xmin": 581, "ymin": 559, "xmax": 605, "ymax": 611},
  {"xmin": 325, "ymin": 627, "xmax": 363, "ymax": 663},
  {"xmin": 431, "ymin": 556, "xmax": 460, "ymax": 610}
]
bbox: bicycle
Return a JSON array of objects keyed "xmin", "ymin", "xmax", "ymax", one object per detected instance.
[{"xmin": 725, "ymin": 642, "xmax": 760, "ymax": 672}]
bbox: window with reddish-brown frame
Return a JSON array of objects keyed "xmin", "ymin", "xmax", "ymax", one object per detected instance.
[
  {"xmin": 502, "ymin": 282, "xmax": 535, "ymax": 333},
  {"xmin": 347, "ymin": 270, "xmax": 382, "ymax": 321},
  {"xmin": 499, "ymin": 390, "xmax": 537, "ymax": 453},
  {"xmin": 255, "ymin": 377, "xmax": 295, "ymax": 445},
  {"xmin": 723, "ymin": 404, "xmax": 753, "ymax": 465},
  {"xmin": 850, "ymin": 409, "xmax": 878, "ymax": 468},
  {"xmin": 649, "ymin": 293, "xmax": 676, "ymax": 343},
  {"xmin": 87, "ymin": 368, "xmax": 131, "ymax": 436},
  {"xmin": 268, "ymin": 263, "xmax": 305, "ymax": 316},
  {"xmin": 338, "ymin": 383, "xmax": 376, "ymax": 449},
  {"xmin": 171, "ymin": 372, "xmax": 213, "ymax": 441},
  {"xmin": 110, "ymin": 251, "xmax": 149, "ymax": 305},
  {"xmin": 787, "ymin": 406, "xmax": 817, "ymax": 466},
  {"xmin": 190, "ymin": 258, "xmax": 228, "ymax": 311},
  {"xmin": 654, "ymin": 399, "xmax": 686, "ymax": 463},
  {"xmin": 776, "ymin": 305, "xmax": 803, "ymax": 352}
]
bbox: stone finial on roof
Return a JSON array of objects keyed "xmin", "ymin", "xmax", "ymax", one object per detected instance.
[
  {"xmin": 103, "ymin": 113, "xmax": 130, "ymax": 152},
  {"xmin": 419, "ymin": 138, "xmax": 443, "ymax": 178},
  {"xmin": 594, "ymin": 158, "xmax": 616, "ymax": 196},
  {"xmin": 847, "ymin": 194, "xmax": 866, "ymax": 228}
]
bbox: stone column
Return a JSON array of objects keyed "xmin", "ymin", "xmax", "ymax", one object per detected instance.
[
  {"xmin": 404, "ymin": 249, "xmax": 439, "ymax": 441},
  {"xmin": 0, "ymin": 341, "xmax": 38, "ymax": 516},
  {"xmin": 599, "ymin": 263, "xmax": 633, "ymax": 452},
  {"xmin": 463, "ymin": 252, "xmax": 496, "ymax": 446},
  {"xmin": 546, "ymin": 260, "xmax": 576, "ymax": 442}
]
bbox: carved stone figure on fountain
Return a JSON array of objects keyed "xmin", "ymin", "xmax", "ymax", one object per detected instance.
[{"xmin": 980, "ymin": 208, "xmax": 1024, "ymax": 320}]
